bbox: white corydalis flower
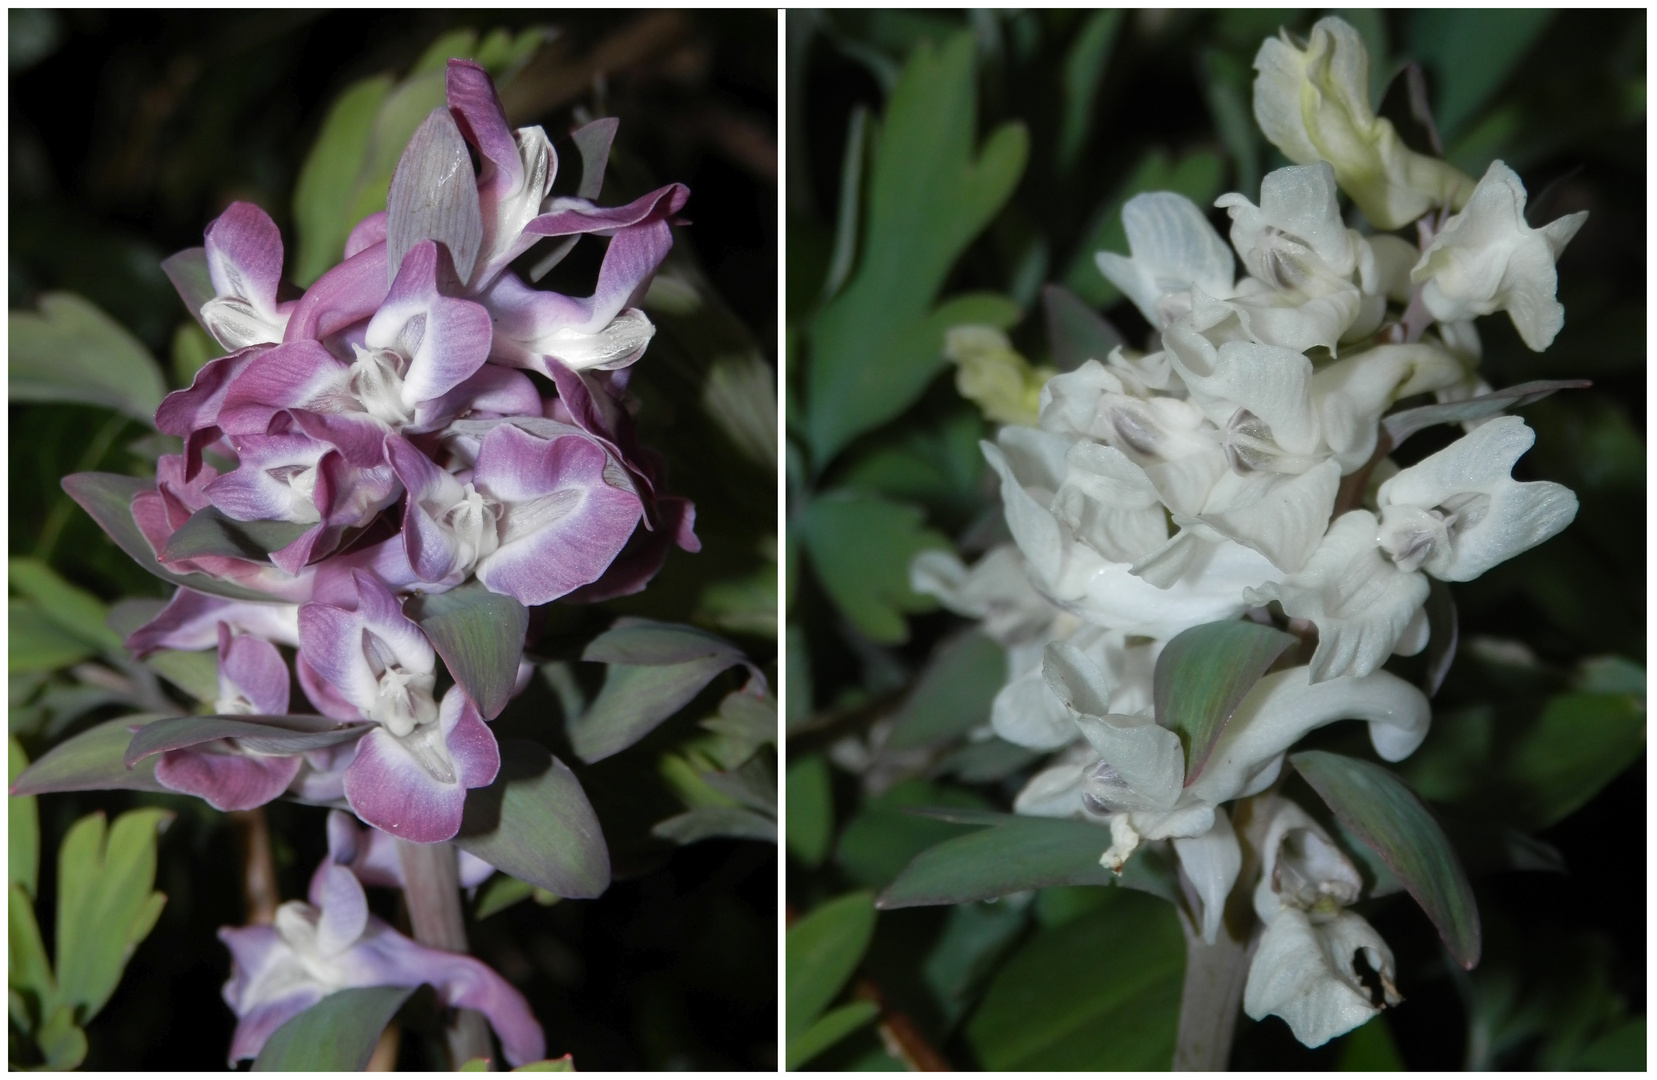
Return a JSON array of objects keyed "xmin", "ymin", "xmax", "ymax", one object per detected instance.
[{"xmin": 1411, "ymin": 160, "xmax": 1588, "ymax": 351}]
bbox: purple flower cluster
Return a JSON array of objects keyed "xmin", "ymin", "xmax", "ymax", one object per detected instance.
[{"xmin": 105, "ymin": 60, "xmax": 696, "ymax": 845}]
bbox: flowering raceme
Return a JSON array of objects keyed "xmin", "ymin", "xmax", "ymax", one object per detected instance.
[
  {"xmin": 916, "ymin": 17, "xmax": 1584, "ymax": 1049},
  {"xmin": 31, "ymin": 58, "xmax": 698, "ymax": 1064}
]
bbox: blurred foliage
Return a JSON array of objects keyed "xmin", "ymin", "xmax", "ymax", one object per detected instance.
[
  {"xmin": 786, "ymin": 8, "xmax": 1644, "ymax": 1071},
  {"xmin": 11, "ymin": 9, "xmax": 776, "ymax": 1070}
]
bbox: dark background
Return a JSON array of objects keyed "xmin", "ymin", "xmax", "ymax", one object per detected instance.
[{"xmin": 11, "ymin": 9, "xmax": 777, "ymax": 1070}]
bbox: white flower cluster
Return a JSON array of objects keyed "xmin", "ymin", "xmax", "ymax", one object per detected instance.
[{"xmin": 914, "ymin": 16, "xmax": 1582, "ymax": 1048}]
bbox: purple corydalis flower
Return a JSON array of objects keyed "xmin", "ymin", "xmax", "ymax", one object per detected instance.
[
  {"xmin": 124, "ymin": 589, "xmax": 299, "ymax": 658},
  {"xmin": 158, "ymin": 201, "xmax": 294, "ymax": 351},
  {"xmin": 389, "ymin": 422, "xmax": 644, "ymax": 604},
  {"xmin": 312, "ymin": 809, "xmax": 495, "ymax": 896},
  {"xmin": 299, "ymin": 571, "xmax": 500, "ymax": 841},
  {"xmin": 152, "ymin": 626, "xmax": 302, "ymax": 811}
]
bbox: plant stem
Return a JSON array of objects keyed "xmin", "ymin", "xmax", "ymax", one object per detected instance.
[
  {"xmin": 229, "ymin": 808, "xmax": 278, "ymax": 925},
  {"xmin": 1172, "ymin": 910, "xmax": 1253, "ymax": 1071},
  {"xmin": 396, "ymin": 839, "xmax": 493, "ymax": 1069}
]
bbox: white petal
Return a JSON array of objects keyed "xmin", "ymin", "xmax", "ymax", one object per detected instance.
[
  {"xmin": 1045, "ymin": 641, "xmax": 1184, "ymax": 812},
  {"xmin": 1096, "ymin": 192, "xmax": 1236, "ymax": 327},
  {"xmin": 1194, "ymin": 460, "xmax": 1342, "ymax": 574},
  {"xmin": 1244, "ymin": 907, "xmax": 1400, "ymax": 1048},
  {"xmin": 1244, "ymin": 510, "xmax": 1430, "ymax": 682},
  {"xmin": 1245, "ymin": 795, "xmax": 1364, "ymax": 922},
  {"xmin": 1053, "ymin": 442, "xmax": 1169, "ymax": 563},
  {"xmin": 991, "ymin": 668, "xmax": 1076, "ymax": 750},
  {"xmin": 1172, "ymin": 808, "xmax": 1241, "ymax": 945},
  {"xmin": 1165, "ymin": 325, "xmax": 1321, "ymax": 456},
  {"xmin": 1217, "ymin": 163, "xmax": 1356, "ymax": 283}
]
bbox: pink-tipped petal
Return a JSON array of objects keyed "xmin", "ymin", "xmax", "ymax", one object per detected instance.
[
  {"xmin": 365, "ymin": 240, "xmax": 493, "ymax": 405},
  {"xmin": 445, "ymin": 60, "xmax": 521, "ymax": 191},
  {"xmin": 219, "ymin": 627, "xmax": 292, "ymax": 715},
  {"xmin": 155, "ymin": 747, "xmax": 302, "ymax": 812},
  {"xmin": 218, "ymin": 340, "xmax": 350, "ymax": 435},
  {"xmin": 341, "ymin": 690, "xmax": 499, "ymax": 843},
  {"xmin": 205, "ymin": 202, "xmax": 286, "ymax": 315},
  {"xmin": 345, "ymin": 212, "xmax": 388, "ymax": 258},
  {"xmin": 126, "ymin": 589, "xmax": 300, "ymax": 657}
]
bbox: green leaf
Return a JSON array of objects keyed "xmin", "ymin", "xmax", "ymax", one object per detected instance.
[
  {"xmin": 10, "ymin": 716, "xmax": 170, "ymax": 797},
  {"xmin": 170, "ymin": 321, "xmax": 223, "ymax": 387},
  {"xmin": 510, "ymin": 1055, "xmax": 576, "ymax": 1072},
  {"xmin": 123, "ymin": 714, "xmax": 372, "ymax": 767},
  {"xmin": 785, "ymin": 891, "xmax": 876, "ymax": 1039},
  {"xmin": 820, "ymin": 105, "xmax": 870, "ymax": 305},
  {"xmin": 582, "ymin": 618, "xmax": 745, "ymax": 666},
  {"xmin": 53, "ymin": 807, "xmax": 171, "ymax": 1023},
  {"xmin": 9, "ymin": 599, "xmax": 93, "ymax": 674},
  {"xmin": 60, "ymin": 473, "xmax": 273, "ymax": 602},
  {"xmin": 1063, "ymin": 150, "xmax": 1225, "ymax": 307},
  {"xmin": 406, "ymin": 580, "xmax": 529, "ymax": 720},
  {"xmin": 786, "ymin": 1000, "xmax": 881, "ymax": 1070},
  {"xmin": 886, "ymin": 631, "xmax": 1006, "ymax": 750},
  {"xmin": 1291, "ymin": 750, "xmax": 1481, "ymax": 969},
  {"xmin": 835, "ymin": 779, "xmax": 990, "ymax": 888},
  {"xmin": 923, "ymin": 896, "xmax": 1032, "ymax": 1026},
  {"xmin": 9, "ymin": 557, "xmax": 122, "ymax": 654},
  {"xmin": 1569, "ymin": 1017, "xmax": 1647, "ymax": 1070},
  {"xmin": 1500, "ymin": 692, "xmax": 1646, "ymax": 829},
  {"xmin": 1042, "ymin": 283, "xmax": 1125, "ymax": 371},
  {"xmin": 291, "ymin": 75, "xmax": 396, "ymax": 286},
  {"xmin": 9, "ymin": 881, "xmax": 55, "ymax": 1016},
  {"xmin": 10, "ymin": 737, "xmax": 39, "ymax": 897},
  {"xmin": 1382, "ymin": 379, "xmax": 1590, "ymax": 448},
  {"xmin": 807, "ymin": 32, "xmax": 1029, "ymax": 463},
  {"xmin": 143, "ymin": 648, "xmax": 220, "ymax": 703},
  {"xmin": 473, "ymin": 873, "xmax": 536, "ymax": 920},
  {"xmin": 1337, "ymin": 1014, "xmax": 1405, "ymax": 1070},
  {"xmin": 879, "ymin": 817, "xmax": 1117, "ymax": 907},
  {"xmin": 1155, "ymin": 620, "xmax": 1295, "ymax": 783},
  {"xmin": 9, "ymin": 293, "xmax": 166, "ymax": 426},
  {"xmin": 37, "ymin": 1003, "xmax": 88, "ymax": 1070},
  {"xmin": 653, "ymin": 806, "xmax": 777, "ymax": 845},
  {"xmin": 784, "ymin": 754, "xmax": 833, "ymax": 867},
  {"xmin": 1056, "ymin": 10, "xmax": 1123, "ymax": 171},
  {"xmin": 455, "ymin": 739, "xmax": 609, "ymax": 900},
  {"xmin": 162, "ymin": 507, "xmax": 310, "ymax": 565},
  {"xmin": 799, "ymin": 491, "xmax": 951, "ymax": 644},
  {"xmin": 1409, "ymin": 9, "xmax": 1552, "ymax": 141},
  {"xmin": 252, "ymin": 986, "xmax": 415, "ymax": 1071},
  {"xmin": 966, "ymin": 889, "xmax": 1183, "ymax": 1069}
]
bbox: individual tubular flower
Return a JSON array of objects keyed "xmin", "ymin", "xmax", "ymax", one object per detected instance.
[
  {"xmin": 1375, "ymin": 416, "xmax": 1579, "ymax": 581},
  {"xmin": 221, "ymin": 857, "xmax": 543, "ymax": 1066},
  {"xmin": 151, "ymin": 625, "xmax": 303, "ymax": 811},
  {"xmin": 1252, "ymin": 16, "xmax": 1474, "ymax": 229},
  {"xmin": 164, "ymin": 202, "xmax": 295, "ymax": 350},
  {"xmin": 124, "ymin": 588, "xmax": 300, "ymax": 658},
  {"xmin": 390, "ymin": 422, "xmax": 644, "ymax": 605},
  {"xmin": 1410, "ymin": 160, "xmax": 1588, "ymax": 351},
  {"xmin": 1095, "ymin": 191, "xmax": 1237, "ymax": 329},
  {"xmin": 298, "ymin": 572, "xmax": 500, "ymax": 841},
  {"xmin": 942, "ymin": 326, "xmax": 1054, "ymax": 425},
  {"xmin": 1242, "ymin": 796, "xmax": 1400, "ymax": 1047}
]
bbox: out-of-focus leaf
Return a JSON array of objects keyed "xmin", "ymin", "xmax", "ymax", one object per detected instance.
[
  {"xmin": 10, "ymin": 737, "xmax": 38, "ymax": 896},
  {"xmin": 1500, "ymin": 692, "xmax": 1645, "ymax": 829},
  {"xmin": 1042, "ymin": 283, "xmax": 1126, "ymax": 371},
  {"xmin": 1292, "ymin": 750, "xmax": 1481, "ymax": 969},
  {"xmin": 53, "ymin": 807, "xmax": 171, "ymax": 1024},
  {"xmin": 1201, "ymin": 46, "xmax": 1262, "ymax": 199},
  {"xmin": 820, "ymin": 105, "xmax": 869, "ymax": 304},
  {"xmin": 799, "ymin": 491, "xmax": 951, "ymax": 644},
  {"xmin": 37, "ymin": 1003, "xmax": 88, "ymax": 1069},
  {"xmin": 785, "ymin": 891, "xmax": 876, "ymax": 1039},
  {"xmin": 786, "ymin": 1000, "xmax": 880, "ymax": 1070},
  {"xmin": 292, "ymin": 75, "xmax": 397, "ymax": 286},
  {"xmin": 1382, "ymin": 379, "xmax": 1590, "ymax": 448},
  {"xmin": 697, "ymin": 561, "xmax": 779, "ymax": 639},
  {"xmin": 455, "ymin": 739, "xmax": 609, "ymax": 900},
  {"xmin": 473, "ymin": 873, "xmax": 536, "ymax": 920},
  {"xmin": 885, "ymin": 631, "xmax": 1005, "ymax": 749},
  {"xmin": 937, "ymin": 736, "xmax": 1044, "ymax": 783},
  {"xmin": 653, "ymin": 806, "xmax": 776, "ymax": 845},
  {"xmin": 170, "ymin": 321, "xmax": 223, "ymax": 387},
  {"xmin": 1057, "ymin": 11, "xmax": 1123, "ymax": 171},
  {"xmin": 785, "ymin": 623, "xmax": 812, "ymax": 732},
  {"xmin": 9, "ymin": 557, "xmax": 122, "ymax": 654},
  {"xmin": 807, "ymin": 32, "xmax": 1028, "ymax": 463},
  {"xmin": 835, "ymin": 779, "xmax": 990, "ymax": 888},
  {"xmin": 1423, "ymin": 576, "xmax": 1458, "ymax": 697},
  {"xmin": 60, "ymin": 473, "xmax": 272, "ymax": 602},
  {"xmin": 966, "ymin": 889, "xmax": 1183, "ymax": 1069},
  {"xmin": 406, "ymin": 580, "xmax": 529, "ymax": 721},
  {"xmin": 785, "ymin": 754, "xmax": 833, "ymax": 867},
  {"xmin": 1155, "ymin": 620, "xmax": 1295, "ymax": 783},
  {"xmin": 702, "ymin": 353, "xmax": 778, "ymax": 471},
  {"xmin": 1409, "ymin": 9, "xmax": 1552, "ymax": 141},
  {"xmin": 253, "ymin": 986, "xmax": 415, "ymax": 1071},
  {"xmin": 1574, "ymin": 656, "xmax": 1644, "ymax": 697},
  {"xmin": 835, "ymin": 408, "xmax": 987, "ymax": 521},
  {"xmin": 923, "ymin": 894, "xmax": 1032, "ymax": 1026},
  {"xmin": 10, "ymin": 716, "xmax": 169, "ymax": 797},
  {"xmin": 9, "ymin": 881, "xmax": 54, "ymax": 1020},
  {"xmin": 143, "ymin": 648, "xmax": 219, "ymax": 703},
  {"xmin": 879, "ymin": 817, "xmax": 1117, "ymax": 907},
  {"xmin": 570, "ymin": 621, "xmax": 749, "ymax": 763},
  {"xmin": 1063, "ymin": 150, "xmax": 1225, "ymax": 307},
  {"xmin": 1337, "ymin": 1014, "xmax": 1405, "ymax": 1070},
  {"xmin": 9, "ymin": 600, "xmax": 93, "ymax": 674},
  {"xmin": 1567, "ymin": 1018, "xmax": 1646, "ymax": 1070},
  {"xmin": 163, "ymin": 507, "xmax": 309, "ymax": 565},
  {"xmin": 123, "ymin": 714, "xmax": 371, "ymax": 767},
  {"xmin": 9, "ymin": 293, "xmax": 166, "ymax": 426},
  {"xmin": 507, "ymin": 1054, "xmax": 576, "ymax": 1072}
]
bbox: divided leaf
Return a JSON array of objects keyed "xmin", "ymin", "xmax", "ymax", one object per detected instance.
[
  {"xmin": 1154, "ymin": 619, "xmax": 1295, "ymax": 784},
  {"xmin": 1291, "ymin": 750, "xmax": 1481, "ymax": 969}
]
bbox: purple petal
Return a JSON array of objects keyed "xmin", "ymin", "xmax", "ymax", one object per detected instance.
[
  {"xmin": 345, "ymin": 212, "xmax": 388, "ymax": 258},
  {"xmin": 409, "ymin": 364, "xmax": 542, "ymax": 434},
  {"xmin": 522, "ymin": 183, "xmax": 689, "ymax": 240},
  {"xmin": 219, "ymin": 625, "xmax": 292, "ymax": 715},
  {"xmin": 125, "ymin": 589, "xmax": 300, "ymax": 657},
  {"xmin": 217, "ymin": 340, "xmax": 350, "ymax": 435},
  {"xmin": 206, "ymin": 431, "xmax": 326, "ymax": 523},
  {"xmin": 473, "ymin": 425, "xmax": 643, "ymax": 605},
  {"xmin": 312, "ymin": 537, "xmax": 425, "ymax": 605},
  {"xmin": 386, "ymin": 107, "xmax": 483, "ymax": 288},
  {"xmin": 154, "ymin": 746, "xmax": 302, "ymax": 811},
  {"xmin": 205, "ymin": 201, "xmax": 286, "ymax": 314},
  {"xmin": 314, "ymin": 863, "xmax": 370, "ymax": 956},
  {"xmin": 445, "ymin": 59, "xmax": 521, "ymax": 194},
  {"xmin": 291, "ymin": 740, "xmax": 359, "ymax": 803},
  {"xmin": 341, "ymin": 689, "xmax": 499, "ymax": 843},
  {"xmin": 155, "ymin": 343, "xmax": 269, "ymax": 440},
  {"xmin": 285, "ymin": 242, "xmax": 390, "ymax": 343},
  {"xmin": 297, "ymin": 654, "xmax": 365, "ymax": 720},
  {"xmin": 387, "ymin": 436, "xmax": 470, "ymax": 585},
  {"xmin": 220, "ymin": 924, "xmax": 324, "ymax": 1065},
  {"xmin": 298, "ymin": 571, "xmax": 435, "ymax": 717},
  {"xmin": 365, "ymin": 240, "xmax": 493, "ymax": 405},
  {"xmin": 563, "ymin": 495, "xmax": 697, "ymax": 603}
]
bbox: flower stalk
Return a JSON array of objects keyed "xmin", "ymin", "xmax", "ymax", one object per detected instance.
[{"xmin": 396, "ymin": 839, "xmax": 493, "ymax": 1068}]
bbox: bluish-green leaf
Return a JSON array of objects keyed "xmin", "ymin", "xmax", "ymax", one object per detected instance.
[
  {"xmin": 10, "ymin": 716, "xmax": 169, "ymax": 797},
  {"xmin": 785, "ymin": 890, "xmax": 876, "ymax": 1039},
  {"xmin": 1155, "ymin": 619, "xmax": 1295, "ymax": 783},
  {"xmin": 653, "ymin": 805, "xmax": 776, "ymax": 845},
  {"xmin": 61, "ymin": 473, "xmax": 273, "ymax": 602},
  {"xmin": 835, "ymin": 780, "xmax": 990, "ymax": 888},
  {"xmin": 1042, "ymin": 283, "xmax": 1126, "ymax": 371},
  {"xmin": 406, "ymin": 580, "xmax": 528, "ymax": 720},
  {"xmin": 163, "ymin": 506, "xmax": 309, "ymax": 565},
  {"xmin": 1291, "ymin": 750, "xmax": 1481, "ymax": 969},
  {"xmin": 474, "ymin": 873, "xmax": 536, "ymax": 920},
  {"xmin": 253, "ymin": 986, "xmax": 415, "ymax": 1071},
  {"xmin": 455, "ymin": 739, "xmax": 609, "ymax": 900},
  {"xmin": 582, "ymin": 618, "xmax": 745, "ymax": 667},
  {"xmin": 885, "ymin": 630, "xmax": 1006, "ymax": 749},
  {"xmin": 786, "ymin": 1000, "xmax": 880, "ymax": 1070},
  {"xmin": 878, "ymin": 817, "xmax": 1117, "ymax": 908},
  {"xmin": 1056, "ymin": 11, "xmax": 1123, "ymax": 171},
  {"xmin": 966, "ymin": 889, "xmax": 1183, "ymax": 1069},
  {"xmin": 1502, "ymin": 692, "xmax": 1646, "ymax": 829},
  {"xmin": 123, "ymin": 713, "xmax": 371, "ymax": 768},
  {"xmin": 785, "ymin": 754, "xmax": 833, "ymax": 867},
  {"xmin": 1409, "ymin": 9, "xmax": 1552, "ymax": 142},
  {"xmin": 799, "ymin": 491, "xmax": 951, "ymax": 645},
  {"xmin": 53, "ymin": 807, "xmax": 171, "ymax": 1024},
  {"xmin": 9, "ymin": 293, "xmax": 166, "ymax": 426}
]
